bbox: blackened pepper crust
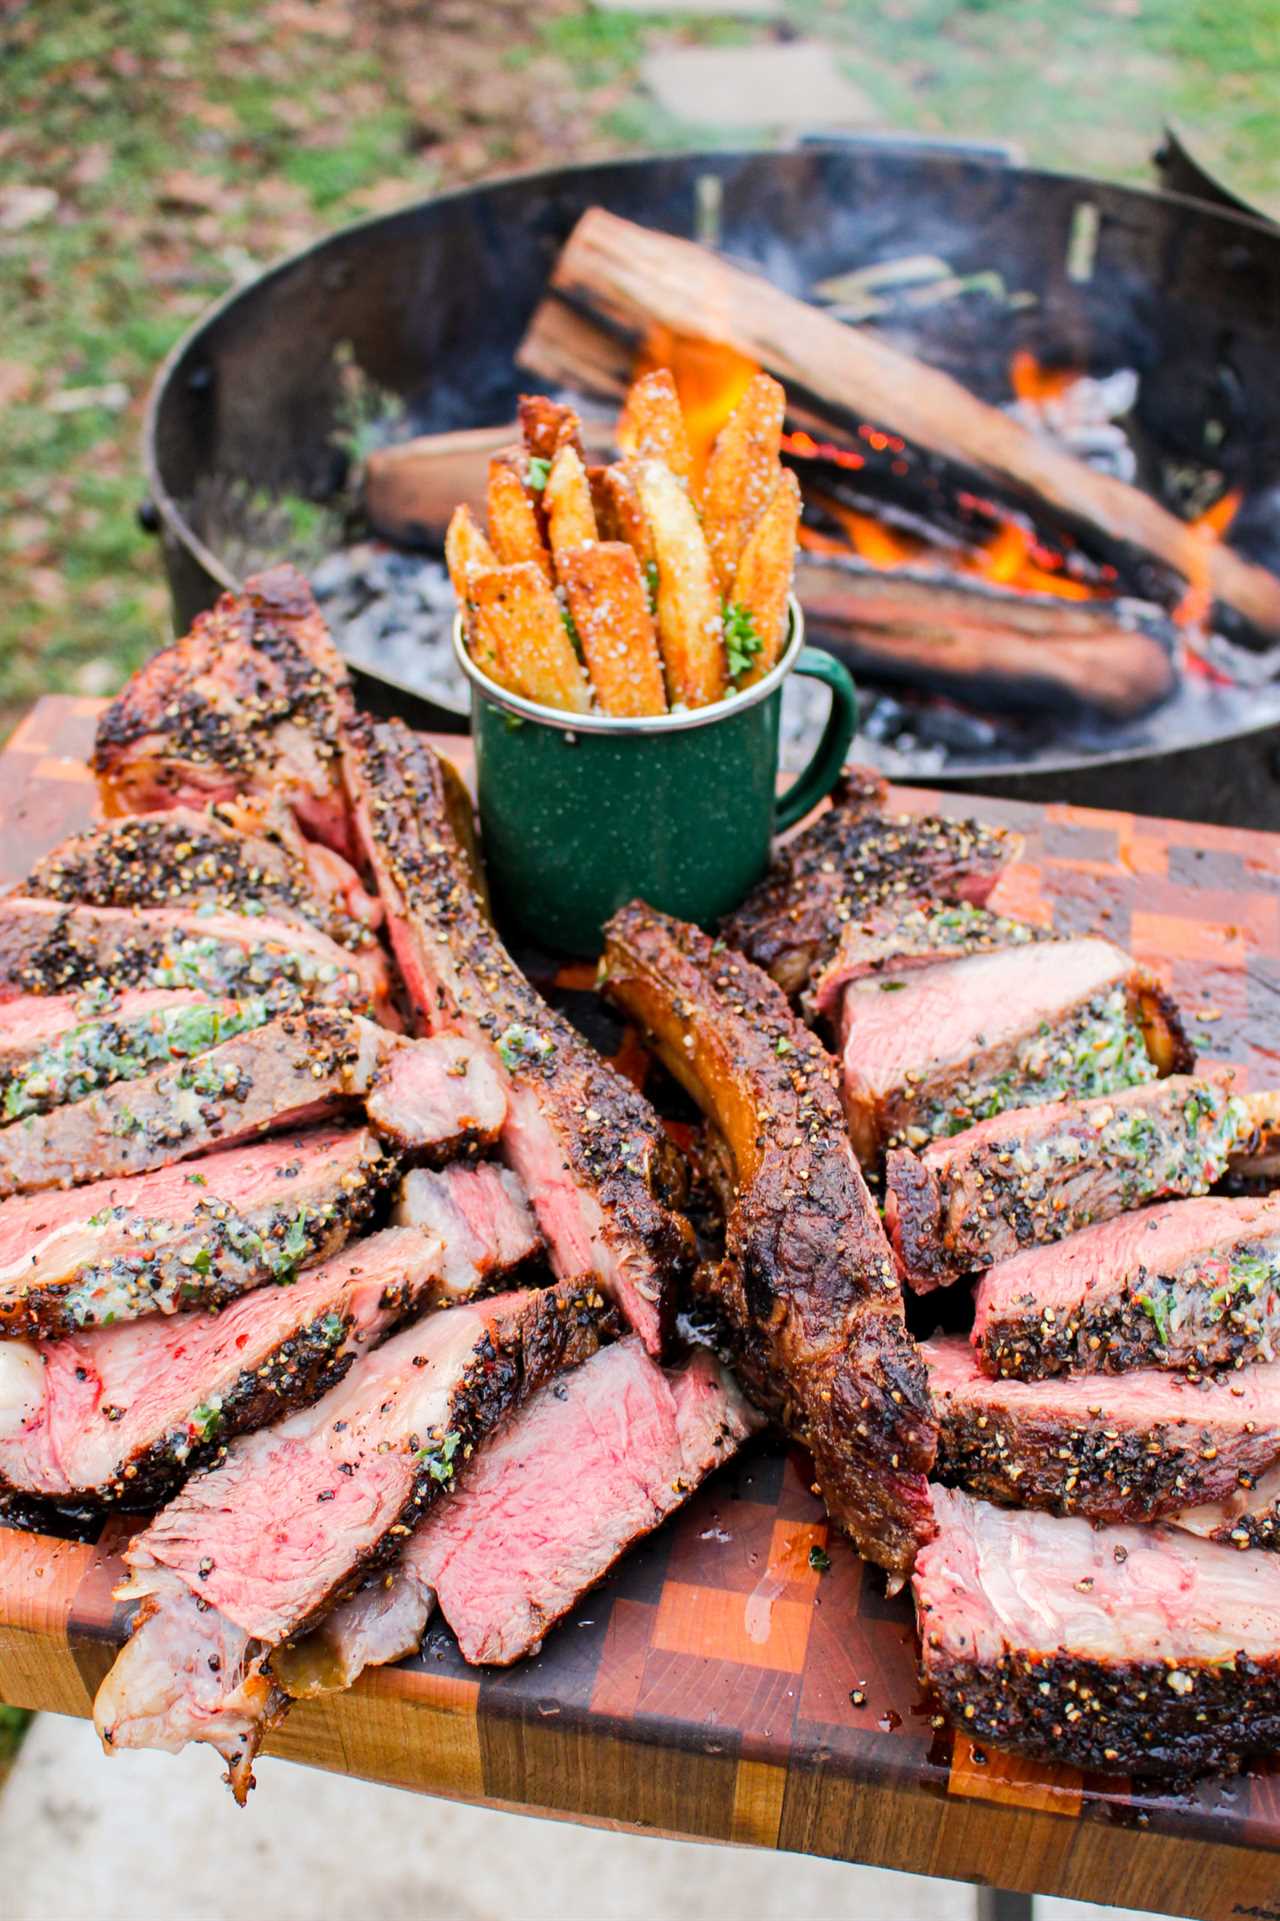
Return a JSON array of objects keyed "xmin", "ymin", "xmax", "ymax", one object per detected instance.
[
  {"xmin": 920, "ymin": 1644, "xmax": 1280, "ymax": 1775},
  {"xmin": 602, "ymin": 901, "xmax": 937, "ymax": 1580}
]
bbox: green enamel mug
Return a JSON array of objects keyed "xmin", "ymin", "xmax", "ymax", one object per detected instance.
[{"xmin": 454, "ymin": 599, "xmax": 858, "ymax": 956}]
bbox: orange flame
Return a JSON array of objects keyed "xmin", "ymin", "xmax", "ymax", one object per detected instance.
[
  {"xmin": 1173, "ymin": 489, "xmax": 1242, "ymax": 628},
  {"xmin": 636, "ymin": 329, "xmax": 759, "ymax": 485},
  {"xmin": 806, "ymin": 490, "xmax": 1098, "ymax": 601},
  {"xmin": 1009, "ymin": 349, "xmax": 1079, "ymax": 407}
]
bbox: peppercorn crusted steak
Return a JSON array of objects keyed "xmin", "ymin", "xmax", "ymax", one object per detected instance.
[
  {"xmin": 720, "ymin": 771, "xmax": 1020, "ymax": 998},
  {"xmin": 279, "ymin": 1337, "xmax": 762, "ymax": 1690},
  {"xmin": 94, "ymin": 1282, "xmax": 618, "ymax": 1799},
  {"xmin": 826, "ymin": 935, "xmax": 1189, "ymax": 1165},
  {"xmin": 925, "ymin": 1333, "xmax": 1280, "ymax": 1526},
  {"xmin": 886, "ymin": 1076, "xmax": 1250, "ymax": 1293},
  {"xmin": 343, "ymin": 715, "xmax": 693, "ymax": 1355},
  {"xmin": 0, "ymin": 897, "xmax": 395, "ymax": 1025},
  {"xmin": 806, "ymin": 898, "xmax": 1050, "ymax": 1008},
  {"xmin": 0, "ymin": 1127, "xmax": 392, "ymax": 1339},
  {"xmin": 93, "ymin": 566, "xmax": 356, "ymax": 857},
  {"xmin": 0, "ymin": 1015, "xmax": 505, "ymax": 1196},
  {"xmin": 25, "ymin": 803, "xmax": 382, "ymax": 947},
  {"xmin": 394, "ymin": 1162, "xmax": 544, "ymax": 1303},
  {"xmin": 914, "ymin": 1486, "xmax": 1280, "ymax": 1775},
  {"xmin": 602, "ymin": 901, "xmax": 937, "ymax": 1581},
  {"xmin": 971, "ymin": 1190, "xmax": 1280, "ymax": 1379}
]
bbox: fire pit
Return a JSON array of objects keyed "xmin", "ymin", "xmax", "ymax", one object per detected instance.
[{"xmin": 143, "ymin": 142, "xmax": 1280, "ymax": 825}]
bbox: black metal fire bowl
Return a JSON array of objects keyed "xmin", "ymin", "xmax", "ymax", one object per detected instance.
[{"xmin": 142, "ymin": 142, "xmax": 1280, "ymax": 826}]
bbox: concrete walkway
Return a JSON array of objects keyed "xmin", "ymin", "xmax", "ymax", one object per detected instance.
[{"xmin": 0, "ymin": 1711, "xmax": 1182, "ymax": 1921}]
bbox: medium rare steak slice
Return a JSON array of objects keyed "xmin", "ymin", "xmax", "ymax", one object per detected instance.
[
  {"xmin": 343, "ymin": 716, "xmax": 692, "ymax": 1355},
  {"xmin": 93, "ymin": 566, "xmax": 355, "ymax": 856},
  {"xmin": 972, "ymin": 1191, "xmax": 1280, "ymax": 1378},
  {"xmin": 925, "ymin": 1333, "xmax": 1280, "ymax": 1524},
  {"xmin": 394, "ymin": 1162, "xmax": 542, "ymax": 1302},
  {"xmin": 0, "ymin": 897, "xmax": 394, "ymax": 1024},
  {"xmin": 720, "ymin": 771, "xmax": 1019, "ymax": 997},
  {"xmin": 1177, "ymin": 1459, "xmax": 1280, "ymax": 1551},
  {"xmin": 94, "ymin": 1282, "xmax": 617, "ymax": 1797},
  {"xmin": 603, "ymin": 901, "xmax": 937, "ymax": 1581},
  {"xmin": 0, "ymin": 1015, "xmax": 503, "ymax": 1195},
  {"xmin": 830, "ymin": 938, "xmax": 1180, "ymax": 1165},
  {"xmin": 914, "ymin": 1486, "xmax": 1280, "ymax": 1775},
  {"xmin": 0, "ymin": 989, "xmax": 272, "ymax": 1120},
  {"xmin": 25, "ymin": 805, "xmax": 380, "ymax": 948},
  {"xmin": 806, "ymin": 898, "xmax": 1048, "ymax": 1014},
  {"xmin": 279, "ymin": 1338, "xmax": 762, "ymax": 1688},
  {"xmin": 886, "ymin": 1075, "xmax": 1249, "ymax": 1292},
  {"xmin": 0, "ymin": 1126, "xmax": 392, "ymax": 1338}
]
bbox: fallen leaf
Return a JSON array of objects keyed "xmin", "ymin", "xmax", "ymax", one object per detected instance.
[
  {"xmin": 68, "ymin": 143, "xmax": 112, "ymax": 189},
  {"xmin": 0, "ymin": 184, "xmax": 58, "ymax": 231},
  {"xmin": 158, "ymin": 169, "xmax": 223, "ymax": 212},
  {"xmin": 0, "ymin": 361, "xmax": 38, "ymax": 407}
]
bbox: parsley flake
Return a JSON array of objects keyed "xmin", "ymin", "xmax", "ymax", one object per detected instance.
[
  {"xmin": 526, "ymin": 456, "xmax": 551, "ymax": 491},
  {"xmin": 723, "ymin": 600, "xmax": 762, "ymax": 682}
]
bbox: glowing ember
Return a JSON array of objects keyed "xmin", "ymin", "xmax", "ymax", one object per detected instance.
[
  {"xmin": 1174, "ymin": 489, "xmax": 1243, "ymax": 629},
  {"xmin": 1009, "ymin": 349, "xmax": 1079, "ymax": 407},
  {"xmin": 805, "ymin": 489, "xmax": 1100, "ymax": 602}
]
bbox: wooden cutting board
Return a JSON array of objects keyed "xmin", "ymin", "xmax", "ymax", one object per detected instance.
[{"xmin": 2, "ymin": 695, "xmax": 1280, "ymax": 1919}]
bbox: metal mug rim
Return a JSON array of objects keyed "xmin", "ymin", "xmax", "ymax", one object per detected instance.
[{"xmin": 452, "ymin": 595, "xmax": 806, "ymax": 735}]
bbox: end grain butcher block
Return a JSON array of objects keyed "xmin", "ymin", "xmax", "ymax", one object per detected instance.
[{"xmin": 3, "ymin": 697, "xmax": 1280, "ymax": 1921}]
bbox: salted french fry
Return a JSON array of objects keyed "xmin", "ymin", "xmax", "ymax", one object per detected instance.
[
  {"xmin": 592, "ymin": 463, "xmax": 656, "ymax": 572},
  {"xmin": 469, "ymin": 562, "xmax": 591, "ymax": 715},
  {"xmin": 557, "ymin": 542, "xmax": 668, "ymax": 719},
  {"xmin": 617, "ymin": 369, "xmax": 694, "ymax": 489},
  {"xmin": 631, "ymin": 459, "xmax": 726, "ymax": 708},
  {"xmin": 445, "ymin": 505, "xmax": 511, "ymax": 684},
  {"xmin": 518, "ymin": 393, "xmax": 584, "ymax": 464},
  {"xmin": 544, "ymin": 445, "xmax": 598, "ymax": 561},
  {"xmin": 487, "ymin": 453, "xmax": 554, "ymax": 583},
  {"xmin": 702, "ymin": 374, "xmax": 786, "ymax": 598},
  {"xmin": 731, "ymin": 467, "xmax": 801, "ymax": 687}
]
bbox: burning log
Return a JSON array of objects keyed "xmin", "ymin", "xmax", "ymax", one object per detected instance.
[
  {"xmin": 517, "ymin": 210, "xmax": 1280, "ymax": 642},
  {"xmin": 363, "ymin": 420, "xmax": 614, "ymax": 549},
  {"xmin": 796, "ymin": 555, "xmax": 1177, "ymax": 721}
]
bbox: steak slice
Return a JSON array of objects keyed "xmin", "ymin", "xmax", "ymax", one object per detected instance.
[
  {"xmin": 343, "ymin": 715, "xmax": 692, "ymax": 1355},
  {"xmin": 830, "ymin": 937, "xmax": 1179, "ymax": 1165},
  {"xmin": 925, "ymin": 1332, "xmax": 1280, "ymax": 1525},
  {"xmin": 93, "ymin": 1282, "xmax": 617, "ymax": 1797},
  {"xmin": 0, "ymin": 1015, "xmax": 502, "ymax": 1196},
  {"xmin": 93, "ymin": 565, "xmax": 355, "ymax": 857},
  {"xmin": 602, "ymin": 901, "xmax": 937, "ymax": 1581},
  {"xmin": 886, "ymin": 1075, "xmax": 1250, "ymax": 1293},
  {"xmin": 279, "ymin": 1338, "xmax": 762, "ymax": 1688},
  {"xmin": 0, "ymin": 1126, "xmax": 392, "ymax": 1338},
  {"xmin": 720, "ymin": 771, "xmax": 1019, "ymax": 998},
  {"xmin": 0, "ymin": 897, "xmax": 394, "ymax": 1024},
  {"xmin": 972, "ymin": 1191, "xmax": 1280, "ymax": 1379},
  {"xmin": 394, "ymin": 1162, "xmax": 543, "ymax": 1302},
  {"xmin": 914, "ymin": 1485, "xmax": 1280, "ymax": 1775},
  {"xmin": 1177, "ymin": 1460, "xmax": 1280, "ymax": 1551},
  {"xmin": 806, "ymin": 898, "xmax": 1050, "ymax": 1014},
  {"xmin": 0, "ymin": 989, "xmax": 272, "ymax": 1120},
  {"xmin": 25, "ymin": 804, "xmax": 380, "ymax": 948}
]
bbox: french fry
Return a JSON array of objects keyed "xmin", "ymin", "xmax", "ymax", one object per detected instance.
[
  {"xmin": 702, "ymin": 373, "xmax": 786, "ymax": 598},
  {"xmin": 469, "ymin": 562, "xmax": 591, "ymax": 715},
  {"xmin": 544, "ymin": 445, "xmax": 598, "ymax": 561},
  {"xmin": 518, "ymin": 393, "xmax": 584, "ymax": 464},
  {"xmin": 631, "ymin": 459, "xmax": 726, "ymax": 708},
  {"xmin": 487, "ymin": 453, "xmax": 554, "ymax": 583},
  {"xmin": 617, "ymin": 369, "xmax": 694, "ymax": 489},
  {"xmin": 445, "ymin": 505, "xmax": 511, "ymax": 684},
  {"xmin": 557, "ymin": 542, "xmax": 668, "ymax": 719},
  {"xmin": 730, "ymin": 467, "xmax": 801, "ymax": 687},
  {"xmin": 591, "ymin": 463, "xmax": 655, "ymax": 571}
]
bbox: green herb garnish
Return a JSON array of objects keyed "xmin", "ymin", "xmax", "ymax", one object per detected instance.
[
  {"xmin": 809, "ymin": 1545, "xmax": 832, "ymax": 1573},
  {"xmin": 723, "ymin": 600, "xmax": 762, "ymax": 682},
  {"xmin": 526, "ymin": 456, "xmax": 551, "ymax": 491}
]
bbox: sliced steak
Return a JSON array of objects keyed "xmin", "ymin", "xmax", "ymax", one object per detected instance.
[
  {"xmin": 602, "ymin": 901, "xmax": 936, "ymax": 1581},
  {"xmin": 886, "ymin": 1075, "xmax": 1250, "ymax": 1293},
  {"xmin": 914, "ymin": 1485, "xmax": 1280, "ymax": 1775},
  {"xmin": 25, "ymin": 804, "xmax": 380, "ymax": 948},
  {"xmin": 343, "ymin": 715, "xmax": 692, "ymax": 1355},
  {"xmin": 0, "ymin": 989, "xmax": 272, "ymax": 1120},
  {"xmin": 0, "ymin": 1015, "xmax": 501, "ymax": 1195},
  {"xmin": 972, "ymin": 1191, "xmax": 1280, "ymax": 1378},
  {"xmin": 280, "ymin": 1338, "xmax": 762, "ymax": 1687},
  {"xmin": 93, "ymin": 565, "xmax": 355, "ymax": 856},
  {"xmin": 1177, "ymin": 1460, "xmax": 1280, "ymax": 1551},
  {"xmin": 394, "ymin": 1162, "xmax": 543, "ymax": 1302},
  {"xmin": 720, "ymin": 772, "xmax": 1019, "ymax": 997},
  {"xmin": 832, "ymin": 938, "xmax": 1178, "ymax": 1165},
  {"xmin": 0, "ymin": 897, "xmax": 394, "ymax": 1024},
  {"xmin": 94, "ymin": 1282, "xmax": 617, "ymax": 1797},
  {"xmin": 926, "ymin": 1332, "xmax": 1280, "ymax": 1524},
  {"xmin": 0, "ymin": 1126, "xmax": 392, "ymax": 1338},
  {"xmin": 806, "ymin": 898, "xmax": 1050, "ymax": 1014}
]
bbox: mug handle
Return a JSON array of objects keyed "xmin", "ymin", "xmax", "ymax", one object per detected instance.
[{"xmin": 774, "ymin": 647, "xmax": 859, "ymax": 832}]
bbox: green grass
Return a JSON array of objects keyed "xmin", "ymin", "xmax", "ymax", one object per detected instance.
[
  {"xmin": 1, "ymin": 0, "xmax": 1276, "ymax": 736},
  {"xmin": 0, "ymin": 1706, "xmax": 31, "ymax": 1774}
]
